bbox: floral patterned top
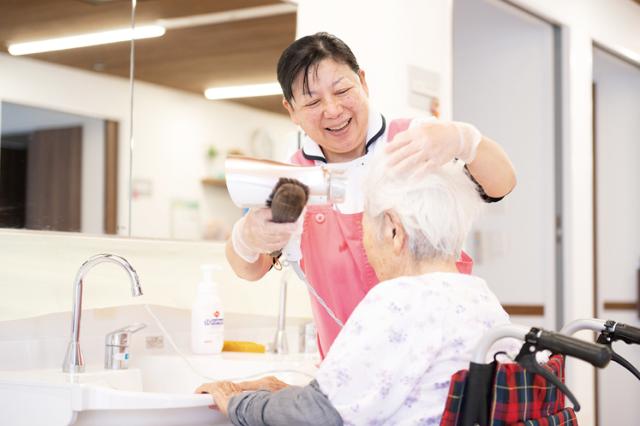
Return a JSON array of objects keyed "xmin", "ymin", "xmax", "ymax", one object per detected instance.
[{"xmin": 315, "ymin": 272, "xmax": 510, "ymax": 426}]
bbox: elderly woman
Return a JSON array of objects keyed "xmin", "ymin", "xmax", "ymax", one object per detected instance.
[{"xmin": 198, "ymin": 153, "xmax": 510, "ymax": 425}]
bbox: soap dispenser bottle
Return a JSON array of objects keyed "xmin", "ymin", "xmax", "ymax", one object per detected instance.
[{"xmin": 191, "ymin": 264, "xmax": 224, "ymax": 354}]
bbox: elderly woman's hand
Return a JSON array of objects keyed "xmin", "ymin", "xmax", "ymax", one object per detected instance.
[
  {"xmin": 195, "ymin": 377, "xmax": 289, "ymax": 416},
  {"xmin": 236, "ymin": 376, "xmax": 289, "ymax": 392},
  {"xmin": 195, "ymin": 381, "xmax": 243, "ymax": 416},
  {"xmin": 384, "ymin": 120, "xmax": 482, "ymax": 178}
]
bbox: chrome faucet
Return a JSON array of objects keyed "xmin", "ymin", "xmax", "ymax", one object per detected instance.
[
  {"xmin": 272, "ymin": 268, "xmax": 290, "ymax": 354},
  {"xmin": 62, "ymin": 254, "xmax": 143, "ymax": 373},
  {"xmin": 105, "ymin": 323, "xmax": 146, "ymax": 370}
]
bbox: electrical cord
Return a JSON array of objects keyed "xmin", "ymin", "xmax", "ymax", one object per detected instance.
[{"xmin": 289, "ymin": 262, "xmax": 344, "ymax": 328}]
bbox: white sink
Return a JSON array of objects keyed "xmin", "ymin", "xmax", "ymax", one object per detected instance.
[{"xmin": 0, "ymin": 352, "xmax": 318, "ymax": 426}]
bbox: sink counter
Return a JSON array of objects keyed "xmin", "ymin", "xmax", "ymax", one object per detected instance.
[{"xmin": 0, "ymin": 352, "xmax": 319, "ymax": 426}]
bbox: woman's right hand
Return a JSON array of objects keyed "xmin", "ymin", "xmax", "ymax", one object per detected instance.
[{"xmin": 232, "ymin": 208, "xmax": 298, "ymax": 262}]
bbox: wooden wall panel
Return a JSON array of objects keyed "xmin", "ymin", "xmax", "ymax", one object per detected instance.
[
  {"xmin": 26, "ymin": 126, "xmax": 82, "ymax": 232},
  {"xmin": 104, "ymin": 120, "xmax": 118, "ymax": 235}
]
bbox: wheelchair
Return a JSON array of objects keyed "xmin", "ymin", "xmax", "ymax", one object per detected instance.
[{"xmin": 439, "ymin": 319, "xmax": 640, "ymax": 426}]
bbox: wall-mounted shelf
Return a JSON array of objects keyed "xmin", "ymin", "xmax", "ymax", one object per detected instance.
[{"xmin": 201, "ymin": 178, "xmax": 227, "ymax": 188}]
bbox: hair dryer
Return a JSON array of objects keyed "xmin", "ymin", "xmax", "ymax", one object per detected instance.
[{"xmin": 224, "ymin": 156, "xmax": 346, "ymax": 208}]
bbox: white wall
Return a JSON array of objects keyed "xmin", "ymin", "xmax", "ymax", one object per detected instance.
[
  {"xmin": 500, "ymin": 3, "xmax": 640, "ymax": 424},
  {"xmin": 593, "ymin": 47, "xmax": 640, "ymax": 315},
  {"xmin": 510, "ymin": 0, "xmax": 640, "ymax": 62},
  {"xmin": 82, "ymin": 119, "xmax": 106, "ymax": 234},
  {"xmin": 295, "ymin": 0, "xmax": 453, "ymax": 120},
  {"xmin": 453, "ymin": 0, "xmax": 556, "ymax": 327},
  {"xmin": 0, "ymin": 229, "xmax": 312, "ymax": 322},
  {"xmin": 593, "ymin": 47, "xmax": 640, "ymax": 426},
  {"xmin": 130, "ymin": 82, "xmax": 296, "ymax": 240}
]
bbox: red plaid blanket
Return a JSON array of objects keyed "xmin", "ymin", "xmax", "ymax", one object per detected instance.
[
  {"xmin": 440, "ymin": 355, "xmax": 577, "ymax": 425},
  {"xmin": 511, "ymin": 407, "xmax": 577, "ymax": 425}
]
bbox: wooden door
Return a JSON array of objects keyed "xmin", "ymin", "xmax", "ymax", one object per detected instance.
[
  {"xmin": 104, "ymin": 120, "xmax": 118, "ymax": 234},
  {"xmin": 25, "ymin": 126, "xmax": 82, "ymax": 232}
]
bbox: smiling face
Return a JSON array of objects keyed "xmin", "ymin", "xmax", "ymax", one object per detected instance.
[{"xmin": 283, "ymin": 59, "xmax": 370, "ymax": 163}]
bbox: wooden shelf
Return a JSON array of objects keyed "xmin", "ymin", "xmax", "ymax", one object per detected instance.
[{"xmin": 201, "ymin": 178, "xmax": 227, "ymax": 188}]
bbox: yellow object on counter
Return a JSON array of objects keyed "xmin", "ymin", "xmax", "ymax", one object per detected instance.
[{"xmin": 222, "ymin": 340, "xmax": 266, "ymax": 353}]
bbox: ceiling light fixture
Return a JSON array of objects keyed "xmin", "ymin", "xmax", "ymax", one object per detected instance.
[
  {"xmin": 204, "ymin": 83, "xmax": 282, "ymax": 100},
  {"xmin": 157, "ymin": 3, "xmax": 297, "ymax": 30},
  {"xmin": 7, "ymin": 25, "xmax": 166, "ymax": 56}
]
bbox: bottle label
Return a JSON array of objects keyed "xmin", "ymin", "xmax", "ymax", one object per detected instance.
[
  {"xmin": 203, "ymin": 310, "xmax": 224, "ymax": 327},
  {"xmin": 204, "ymin": 318, "xmax": 224, "ymax": 326},
  {"xmin": 192, "ymin": 307, "xmax": 224, "ymax": 353}
]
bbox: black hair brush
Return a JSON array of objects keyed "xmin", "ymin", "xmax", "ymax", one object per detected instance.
[{"xmin": 266, "ymin": 178, "xmax": 310, "ymax": 223}]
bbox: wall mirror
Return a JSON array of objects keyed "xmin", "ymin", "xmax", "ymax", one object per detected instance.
[{"xmin": 0, "ymin": 0, "xmax": 298, "ymax": 240}]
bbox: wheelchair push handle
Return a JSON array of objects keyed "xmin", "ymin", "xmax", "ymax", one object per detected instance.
[
  {"xmin": 561, "ymin": 318, "xmax": 640, "ymax": 381},
  {"xmin": 560, "ymin": 318, "xmax": 640, "ymax": 345},
  {"xmin": 472, "ymin": 323, "xmax": 612, "ymax": 367},
  {"xmin": 560, "ymin": 318, "xmax": 606, "ymax": 336},
  {"xmin": 535, "ymin": 329, "xmax": 612, "ymax": 368},
  {"xmin": 612, "ymin": 323, "xmax": 640, "ymax": 345},
  {"xmin": 561, "ymin": 318, "xmax": 640, "ymax": 345}
]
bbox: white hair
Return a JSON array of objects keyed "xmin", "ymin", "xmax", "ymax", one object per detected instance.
[{"xmin": 363, "ymin": 148, "xmax": 483, "ymax": 261}]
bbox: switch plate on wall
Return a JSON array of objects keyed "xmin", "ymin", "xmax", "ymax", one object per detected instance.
[{"xmin": 407, "ymin": 65, "xmax": 440, "ymax": 110}]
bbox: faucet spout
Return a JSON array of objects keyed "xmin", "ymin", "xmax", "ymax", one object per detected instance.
[{"xmin": 62, "ymin": 254, "xmax": 143, "ymax": 373}]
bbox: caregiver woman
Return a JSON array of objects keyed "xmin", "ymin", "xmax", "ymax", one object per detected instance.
[{"xmin": 226, "ymin": 32, "xmax": 516, "ymax": 357}]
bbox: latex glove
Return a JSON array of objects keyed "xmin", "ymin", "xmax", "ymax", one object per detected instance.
[
  {"xmin": 384, "ymin": 119, "xmax": 482, "ymax": 178},
  {"xmin": 231, "ymin": 208, "xmax": 298, "ymax": 263},
  {"xmin": 195, "ymin": 381, "xmax": 243, "ymax": 414}
]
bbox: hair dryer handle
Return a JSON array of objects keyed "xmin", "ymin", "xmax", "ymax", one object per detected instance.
[{"xmin": 283, "ymin": 233, "xmax": 302, "ymax": 263}]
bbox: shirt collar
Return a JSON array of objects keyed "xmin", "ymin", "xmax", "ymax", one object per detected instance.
[{"xmin": 301, "ymin": 110, "xmax": 386, "ymax": 164}]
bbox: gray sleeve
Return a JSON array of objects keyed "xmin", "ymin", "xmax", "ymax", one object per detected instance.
[{"xmin": 227, "ymin": 379, "xmax": 343, "ymax": 426}]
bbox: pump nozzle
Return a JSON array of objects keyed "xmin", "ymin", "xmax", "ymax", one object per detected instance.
[{"xmin": 200, "ymin": 264, "xmax": 221, "ymax": 284}]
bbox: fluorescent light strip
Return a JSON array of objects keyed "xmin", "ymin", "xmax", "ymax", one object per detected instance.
[
  {"xmin": 8, "ymin": 25, "xmax": 166, "ymax": 56},
  {"xmin": 157, "ymin": 3, "xmax": 297, "ymax": 30},
  {"xmin": 204, "ymin": 83, "xmax": 282, "ymax": 100}
]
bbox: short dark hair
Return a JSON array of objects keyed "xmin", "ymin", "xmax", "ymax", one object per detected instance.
[{"xmin": 277, "ymin": 32, "xmax": 360, "ymax": 103}]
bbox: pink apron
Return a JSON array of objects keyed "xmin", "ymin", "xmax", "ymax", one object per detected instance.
[{"xmin": 291, "ymin": 118, "xmax": 473, "ymax": 358}]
